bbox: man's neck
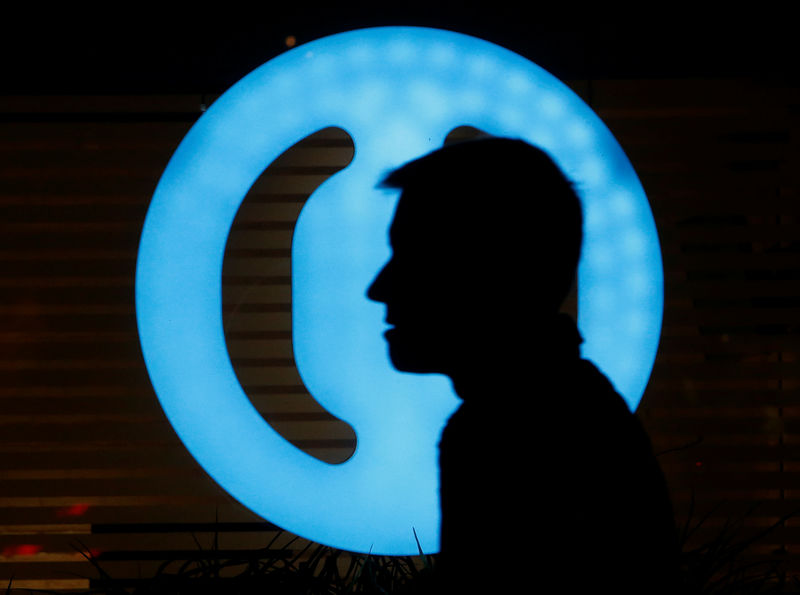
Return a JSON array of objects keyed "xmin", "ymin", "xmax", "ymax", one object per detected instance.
[{"xmin": 447, "ymin": 313, "xmax": 582, "ymax": 402}]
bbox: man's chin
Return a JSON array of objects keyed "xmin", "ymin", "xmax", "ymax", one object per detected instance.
[{"xmin": 385, "ymin": 336, "xmax": 442, "ymax": 375}]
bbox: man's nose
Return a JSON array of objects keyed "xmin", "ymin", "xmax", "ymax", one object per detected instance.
[{"xmin": 367, "ymin": 262, "xmax": 391, "ymax": 303}]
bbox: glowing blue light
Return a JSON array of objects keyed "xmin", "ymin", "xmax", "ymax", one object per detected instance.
[{"xmin": 135, "ymin": 27, "xmax": 663, "ymax": 557}]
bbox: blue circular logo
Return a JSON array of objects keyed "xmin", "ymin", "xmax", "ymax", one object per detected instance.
[{"xmin": 136, "ymin": 27, "xmax": 663, "ymax": 555}]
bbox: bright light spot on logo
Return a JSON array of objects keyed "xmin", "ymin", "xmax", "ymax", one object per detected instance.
[
  {"xmin": 468, "ymin": 55, "xmax": 494, "ymax": 77},
  {"xmin": 136, "ymin": 27, "xmax": 663, "ymax": 557},
  {"xmin": 579, "ymin": 157, "xmax": 606, "ymax": 185},
  {"xmin": 429, "ymin": 43, "xmax": 455, "ymax": 66},
  {"xmin": 623, "ymin": 230, "xmax": 648, "ymax": 255},
  {"xmin": 586, "ymin": 243, "xmax": 614, "ymax": 269},
  {"xmin": 540, "ymin": 93, "xmax": 566, "ymax": 117},
  {"xmin": 506, "ymin": 71, "xmax": 534, "ymax": 95},
  {"xmin": 584, "ymin": 201, "xmax": 607, "ymax": 228},
  {"xmin": 592, "ymin": 287, "xmax": 616, "ymax": 311},
  {"xmin": 409, "ymin": 82, "xmax": 448, "ymax": 122},
  {"xmin": 627, "ymin": 272, "xmax": 651, "ymax": 296},
  {"xmin": 611, "ymin": 191, "xmax": 636, "ymax": 217},
  {"xmin": 460, "ymin": 90, "xmax": 486, "ymax": 113},
  {"xmin": 346, "ymin": 44, "xmax": 372, "ymax": 64},
  {"xmin": 628, "ymin": 311, "xmax": 649, "ymax": 334},
  {"xmin": 387, "ymin": 39, "xmax": 416, "ymax": 62},
  {"xmin": 498, "ymin": 108, "xmax": 524, "ymax": 129},
  {"xmin": 566, "ymin": 120, "xmax": 593, "ymax": 146}
]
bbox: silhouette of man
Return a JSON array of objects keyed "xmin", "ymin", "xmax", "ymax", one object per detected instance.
[{"xmin": 368, "ymin": 137, "xmax": 679, "ymax": 594}]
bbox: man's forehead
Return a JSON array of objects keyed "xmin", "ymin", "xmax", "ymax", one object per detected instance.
[{"xmin": 389, "ymin": 192, "xmax": 451, "ymax": 243}]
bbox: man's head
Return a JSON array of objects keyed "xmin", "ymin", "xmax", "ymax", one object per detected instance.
[{"xmin": 367, "ymin": 137, "xmax": 582, "ymax": 376}]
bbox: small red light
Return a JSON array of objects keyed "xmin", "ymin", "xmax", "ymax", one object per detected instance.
[
  {"xmin": 56, "ymin": 503, "xmax": 90, "ymax": 517},
  {"xmin": 3, "ymin": 544, "xmax": 43, "ymax": 556},
  {"xmin": 695, "ymin": 461, "xmax": 703, "ymax": 467}
]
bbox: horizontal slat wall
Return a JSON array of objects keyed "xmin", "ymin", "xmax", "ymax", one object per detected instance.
[
  {"xmin": 603, "ymin": 78, "xmax": 800, "ymax": 572},
  {"xmin": 0, "ymin": 96, "xmax": 335, "ymax": 590},
  {"xmin": 223, "ymin": 126, "xmax": 358, "ymax": 462},
  {"xmin": 1, "ymin": 77, "xmax": 799, "ymax": 588}
]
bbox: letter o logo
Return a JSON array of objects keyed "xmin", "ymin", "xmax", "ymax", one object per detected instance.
[{"xmin": 136, "ymin": 27, "xmax": 663, "ymax": 555}]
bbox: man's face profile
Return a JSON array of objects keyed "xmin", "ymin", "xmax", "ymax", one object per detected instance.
[
  {"xmin": 368, "ymin": 137, "xmax": 583, "ymax": 380},
  {"xmin": 367, "ymin": 189, "xmax": 466, "ymax": 376}
]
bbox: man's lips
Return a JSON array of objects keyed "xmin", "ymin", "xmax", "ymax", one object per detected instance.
[{"xmin": 383, "ymin": 323, "xmax": 401, "ymax": 338}]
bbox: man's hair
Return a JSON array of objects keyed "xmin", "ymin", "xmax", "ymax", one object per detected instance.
[{"xmin": 380, "ymin": 137, "xmax": 583, "ymax": 310}]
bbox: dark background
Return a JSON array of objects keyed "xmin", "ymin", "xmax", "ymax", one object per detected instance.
[
  {"xmin": 1, "ymin": 10, "xmax": 795, "ymax": 94},
  {"xmin": 2, "ymin": 7, "xmax": 799, "ymax": 590}
]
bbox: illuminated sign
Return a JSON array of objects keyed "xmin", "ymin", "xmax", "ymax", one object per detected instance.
[{"xmin": 135, "ymin": 27, "xmax": 663, "ymax": 556}]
